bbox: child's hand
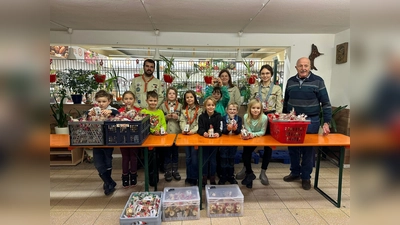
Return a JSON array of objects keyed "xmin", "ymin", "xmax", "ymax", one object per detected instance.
[
  {"xmin": 154, "ymin": 130, "xmax": 160, "ymax": 135},
  {"xmin": 172, "ymin": 113, "xmax": 179, "ymax": 120},
  {"xmin": 214, "ymin": 133, "xmax": 220, "ymax": 138},
  {"xmin": 241, "ymin": 134, "xmax": 250, "ymax": 140},
  {"xmin": 203, "ymin": 132, "xmax": 209, "ymax": 138},
  {"xmin": 232, "ymin": 124, "xmax": 238, "ymax": 131},
  {"xmin": 101, "ymin": 109, "xmax": 111, "ymax": 117},
  {"xmin": 249, "ymin": 133, "xmax": 254, "ymax": 138},
  {"xmin": 89, "ymin": 110, "xmax": 95, "ymax": 116},
  {"xmin": 227, "ymin": 124, "xmax": 233, "ymax": 131}
]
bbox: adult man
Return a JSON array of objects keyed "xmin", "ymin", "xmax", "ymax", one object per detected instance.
[
  {"xmin": 282, "ymin": 57, "xmax": 332, "ymax": 190},
  {"xmin": 130, "ymin": 59, "xmax": 164, "ymax": 108}
]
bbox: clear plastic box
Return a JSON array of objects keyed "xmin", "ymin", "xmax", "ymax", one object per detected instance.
[
  {"xmin": 120, "ymin": 192, "xmax": 163, "ymax": 225},
  {"xmin": 205, "ymin": 184, "xmax": 244, "ymax": 217},
  {"xmin": 162, "ymin": 186, "xmax": 200, "ymax": 221}
]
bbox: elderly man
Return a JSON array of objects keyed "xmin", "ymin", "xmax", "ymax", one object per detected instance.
[{"xmin": 282, "ymin": 57, "xmax": 332, "ymax": 190}]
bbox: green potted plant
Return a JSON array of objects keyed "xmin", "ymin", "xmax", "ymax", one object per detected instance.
[
  {"xmin": 243, "ymin": 58, "xmax": 257, "ymax": 84},
  {"xmin": 61, "ymin": 69, "xmax": 99, "ymax": 104},
  {"xmin": 160, "ymin": 55, "xmax": 176, "ymax": 83},
  {"xmin": 319, "ymin": 105, "xmax": 348, "ymax": 132},
  {"xmin": 50, "ymin": 93, "xmax": 69, "ymax": 134},
  {"xmin": 194, "ymin": 59, "xmax": 215, "ymax": 84},
  {"xmin": 105, "ymin": 67, "xmax": 127, "ymax": 102}
]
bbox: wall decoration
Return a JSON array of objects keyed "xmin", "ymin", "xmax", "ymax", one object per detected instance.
[
  {"xmin": 308, "ymin": 44, "xmax": 323, "ymax": 71},
  {"xmin": 336, "ymin": 42, "xmax": 348, "ymax": 64}
]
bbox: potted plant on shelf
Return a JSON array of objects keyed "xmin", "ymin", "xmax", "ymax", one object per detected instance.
[
  {"xmin": 160, "ymin": 55, "xmax": 176, "ymax": 83},
  {"xmin": 50, "ymin": 93, "xmax": 69, "ymax": 134},
  {"xmin": 195, "ymin": 60, "xmax": 215, "ymax": 85},
  {"xmin": 60, "ymin": 69, "xmax": 99, "ymax": 104},
  {"xmin": 243, "ymin": 58, "xmax": 257, "ymax": 84},
  {"xmin": 105, "ymin": 67, "xmax": 127, "ymax": 102}
]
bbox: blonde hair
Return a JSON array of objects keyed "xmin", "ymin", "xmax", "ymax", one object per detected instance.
[
  {"xmin": 226, "ymin": 102, "xmax": 239, "ymax": 112},
  {"xmin": 246, "ymin": 99, "xmax": 263, "ymax": 125},
  {"xmin": 203, "ymin": 96, "xmax": 217, "ymax": 108}
]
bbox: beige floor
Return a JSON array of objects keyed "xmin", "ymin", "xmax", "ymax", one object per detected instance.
[{"xmin": 50, "ymin": 156, "xmax": 350, "ymax": 225}]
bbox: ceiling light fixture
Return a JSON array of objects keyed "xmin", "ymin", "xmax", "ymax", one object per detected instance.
[
  {"xmin": 235, "ymin": 49, "xmax": 243, "ymax": 62},
  {"xmin": 153, "ymin": 48, "xmax": 161, "ymax": 60},
  {"xmin": 154, "ymin": 29, "xmax": 160, "ymax": 36}
]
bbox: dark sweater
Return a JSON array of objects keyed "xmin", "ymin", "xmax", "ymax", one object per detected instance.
[
  {"xmin": 283, "ymin": 72, "xmax": 332, "ymax": 123},
  {"xmin": 197, "ymin": 111, "xmax": 223, "ymax": 136},
  {"xmin": 222, "ymin": 115, "xmax": 242, "ymax": 135}
]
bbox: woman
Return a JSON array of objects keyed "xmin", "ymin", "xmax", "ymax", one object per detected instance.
[
  {"xmin": 219, "ymin": 69, "xmax": 242, "ymax": 109},
  {"xmin": 236, "ymin": 64, "xmax": 283, "ymax": 186}
]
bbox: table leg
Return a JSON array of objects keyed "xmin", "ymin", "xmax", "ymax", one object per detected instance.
[
  {"xmin": 144, "ymin": 147, "xmax": 149, "ymax": 192},
  {"xmin": 198, "ymin": 146, "xmax": 203, "ymax": 210},
  {"xmin": 153, "ymin": 148, "xmax": 158, "ymax": 191},
  {"xmin": 314, "ymin": 146, "xmax": 345, "ymax": 208}
]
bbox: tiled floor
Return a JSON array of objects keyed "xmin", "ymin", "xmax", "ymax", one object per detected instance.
[{"xmin": 50, "ymin": 156, "xmax": 350, "ymax": 225}]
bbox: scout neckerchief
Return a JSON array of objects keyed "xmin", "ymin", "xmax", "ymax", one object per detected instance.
[
  {"xmin": 142, "ymin": 75, "xmax": 154, "ymax": 92},
  {"xmin": 258, "ymin": 81, "xmax": 275, "ymax": 104},
  {"xmin": 164, "ymin": 100, "xmax": 179, "ymax": 113},
  {"xmin": 185, "ymin": 105, "xmax": 199, "ymax": 125}
]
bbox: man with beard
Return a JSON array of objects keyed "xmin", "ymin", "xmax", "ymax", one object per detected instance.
[{"xmin": 130, "ymin": 59, "xmax": 164, "ymax": 108}]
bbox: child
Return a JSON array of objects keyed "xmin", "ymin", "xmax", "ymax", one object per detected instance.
[
  {"xmin": 197, "ymin": 97, "xmax": 223, "ymax": 187},
  {"xmin": 179, "ymin": 90, "xmax": 203, "ymax": 186},
  {"xmin": 204, "ymin": 77, "xmax": 230, "ymax": 179},
  {"xmin": 219, "ymin": 103, "xmax": 242, "ymax": 185},
  {"xmin": 159, "ymin": 87, "xmax": 182, "ymax": 182},
  {"xmin": 118, "ymin": 91, "xmax": 141, "ymax": 188},
  {"xmin": 204, "ymin": 77, "xmax": 230, "ymax": 116},
  {"xmin": 87, "ymin": 90, "xmax": 119, "ymax": 195},
  {"xmin": 240, "ymin": 99, "xmax": 268, "ymax": 189},
  {"xmin": 141, "ymin": 91, "xmax": 167, "ymax": 186}
]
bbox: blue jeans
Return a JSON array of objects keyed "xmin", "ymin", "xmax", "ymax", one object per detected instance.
[
  {"xmin": 202, "ymin": 146, "xmax": 217, "ymax": 176},
  {"xmin": 185, "ymin": 146, "xmax": 198, "ymax": 180},
  {"xmin": 93, "ymin": 148, "xmax": 114, "ymax": 174},
  {"xmin": 288, "ymin": 115, "xmax": 320, "ymax": 180},
  {"xmin": 164, "ymin": 144, "xmax": 179, "ymax": 165}
]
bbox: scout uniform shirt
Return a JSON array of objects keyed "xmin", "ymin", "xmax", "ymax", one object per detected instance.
[
  {"xmin": 179, "ymin": 105, "xmax": 203, "ymax": 134},
  {"xmin": 250, "ymin": 81, "xmax": 283, "ymax": 113},
  {"xmin": 159, "ymin": 100, "xmax": 182, "ymax": 134},
  {"xmin": 130, "ymin": 74, "xmax": 164, "ymax": 108}
]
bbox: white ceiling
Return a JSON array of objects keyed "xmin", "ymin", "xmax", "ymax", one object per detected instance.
[{"xmin": 50, "ymin": 0, "xmax": 350, "ymax": 59}]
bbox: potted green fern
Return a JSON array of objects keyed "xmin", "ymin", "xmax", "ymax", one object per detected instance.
[
  {"xmin": 105, "ymin": 67, "xmax": 127, "ymax": 102},
  {"xmin": 50, "ymin": 93, "xmax": 69, "ymax": 134}
]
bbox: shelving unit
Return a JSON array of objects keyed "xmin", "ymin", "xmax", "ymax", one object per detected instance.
[{"xmin": 50, "ymin": 147, "xmax": 84, "ymax": 166}]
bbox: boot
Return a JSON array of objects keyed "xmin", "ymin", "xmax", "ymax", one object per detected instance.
[
  {"xmin": 236, "ymin": 166, "xmax": 246, "ymax": 180},
  {"xmin": 99, "ymin": 170, "xmax": 116, "ymax": 196},
  {"xmin": 259, "ymin": 169, "xmax": 269, "ymax": 185},
  {"xmin": 130, "ymin": 172, "xmax": 137, "ymax": 186},
  {"xmin": 210, "ymin": 176, "xmax": 216, "ymax": 185},
  {"xmin": 202, "ymin": 175, "xmax": 208, "ymax": 187},
  {"xmin": 172, "ymin": 163, "xmax": 181, "ymax": 181},
  {"xmin": 241, "ymin": 172, "xmax": 256, "ymax": 186},
  {"xmin": 122, "ymin": 174, "xmax": 129, "ymax": 188},
  {"xmin": 246, "ymin": 180, "xmax": 253, "ymax": 189},
  {"xmin": 226, "ymin": 167, "xmax": 238, "ymax": 184},
  {"xmin": 164, "ymin": 164, "xmax": 172, "ymax": 182},
  {"xmin": 218, "ymin": 168, "xmax": 226, "ymax": 185}
]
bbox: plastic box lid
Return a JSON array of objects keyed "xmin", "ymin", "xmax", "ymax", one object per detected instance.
[{"xmin": 205, "ymin": 184, "xmax": 244, "ymax": 200}]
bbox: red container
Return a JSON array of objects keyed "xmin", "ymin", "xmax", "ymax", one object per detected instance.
[
  {"xmin": 163, "ymin": 74, "xmax": 174, "ymax": 83},
  {"xmin": 204, "ymin": 76, "xmax": 213, "ymax": 84},
  {"xmin": 50, "ymin": 74, "xmax": 56, "ymax": 83},
  {"xmin": 268, "ymin": 114, "xmax": 310, "ymax": 143},
  {"xmin": 247, "ymin": 75, "xmax": 257, "ymax": 84}
]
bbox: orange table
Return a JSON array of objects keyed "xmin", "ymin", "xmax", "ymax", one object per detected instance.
[
  {"xmin": 175, "ymin": 133, "xmax": 350, "ymax": 208},
  {"xmin": 50, "ymin": 134, "xmax": 177, "ymax": 191}
]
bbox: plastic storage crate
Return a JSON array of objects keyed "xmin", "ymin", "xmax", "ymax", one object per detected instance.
[
  {"xmin": 205, "ymin": 184, "xmax": 244, "ymax": 217},
  {"xmin": 268, "ymin": 114, "xmax": 310, "ymax": 143},
  {"xmin": 68, "ymin": 121, "xmax": 104, "ymax": 146},
  {"xmin": 120, "ymin": 191, "xmax": 163, "ymax": 225},
  {"xmin": 162, "ymin": 186, "xmax": 200, "ymax": 221},
  {"xmin": 104, "ymin": 116, "xmax": 150, "ymax": 146}
]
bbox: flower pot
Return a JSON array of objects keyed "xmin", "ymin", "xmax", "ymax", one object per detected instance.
[
  {"xmin": 50, "ymin": 74, "xmax": 56, "ymax": 83},
  {"xmin": 71, "ymin": 94, "xmax": 83, "ymax": 104},
  {"xmin": 247, "ymin": 75, "xmax": 258, "ymax": 84},
  {"xmin": 134, "ymin": 73, "xmax": 141, "ymax": 78},
  {"xmin": 55, "ymin": 126, "xmax": 69, "ymax": 134},
  {"xmin": 163, "ymin": 74, "xmax": 174, "ymax": 83},
  {"xmin": 94, "ymin": 74, "xmax": 106, "ymax": 83},
  {"xmin": 204, "ymin": 76, "xmax": 213, "ymax": 84}
]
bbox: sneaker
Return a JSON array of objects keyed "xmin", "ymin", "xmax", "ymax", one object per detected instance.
[
  {"xmin": 227, "ymin": 177, "xmax": 238, "ymax": 184},
  {"xmin": 283, "ymin": 174, "xmax": 301, "ymax": 182},
  {"xmin": 246, "ymin": 180, "xmax": 253, "ymax": 189},
  {"xmin": 122, "ymin": 174, "xmax": 129, "ymax": 188},
  {"xmin": 302, "ymin": 179, "xmax": 311, "ymax": 190}
]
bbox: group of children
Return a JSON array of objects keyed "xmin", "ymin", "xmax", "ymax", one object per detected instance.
[{"xmin": 88, "ymin": 74, "xmax": 274, "ymax": 195}]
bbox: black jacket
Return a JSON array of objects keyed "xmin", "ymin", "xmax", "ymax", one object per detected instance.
[{"xmin": 197, "ymin": 111, "xmax": 223, "ymax": 136}]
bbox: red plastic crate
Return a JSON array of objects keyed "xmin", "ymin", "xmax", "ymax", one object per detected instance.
[{"xmin": 268, "ymin": 114, "xmax": 310, "ymax": 143}]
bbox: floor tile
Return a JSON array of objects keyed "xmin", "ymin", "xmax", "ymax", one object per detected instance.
[
  {"xmin": 94, "ymin": 210, "xmax": 122, "ymax": 225},
  {"xmin": 63, "ymin": 211, "xmax": 102, "ymax": 225},
  {"xmin": 289, "ymin": 208, "xmax": 328, "ymax": 225},
  {"xmin": 316, "ymin": 208, "xmax": 350, "ymax": 225},
  {"xmin": 49, "ymin": 210, "xmax": 74, "ymax": 225},
  {"xmin": 239, "ymin": 209, "xmax": 269, "ymax": 225},
  {"xmin": 257, "ymin": 196, "xmax": 287, "ymax": 209},
  {"xmin": 263, "ymin": 208, "xmax": 298, "ymax": 225}
]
